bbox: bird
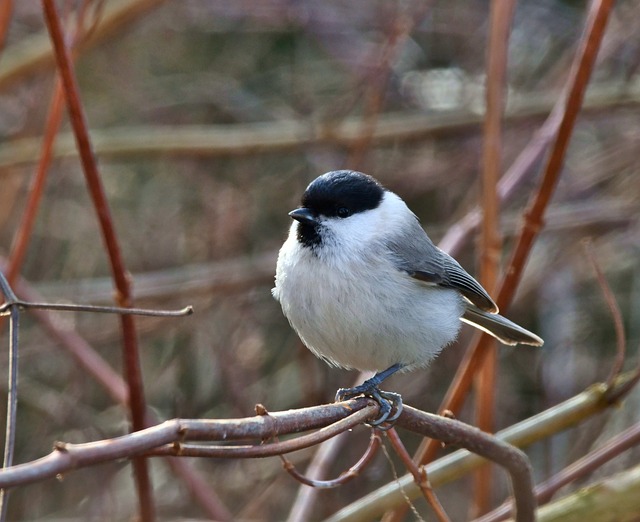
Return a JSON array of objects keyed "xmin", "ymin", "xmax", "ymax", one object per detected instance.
[{"xmin": 272, "ymin": 170, "xmax": 543, "ymax": 424}]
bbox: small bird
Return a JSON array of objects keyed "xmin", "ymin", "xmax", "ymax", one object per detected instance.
[{"xmin": 273, "ymin": 170, "xmax": 543, "ymax": 424}]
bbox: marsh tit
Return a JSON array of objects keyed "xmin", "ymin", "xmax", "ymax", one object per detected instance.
[{"xmin": 273, "ymin": 170, "xmax": 543, "ymax": 424}]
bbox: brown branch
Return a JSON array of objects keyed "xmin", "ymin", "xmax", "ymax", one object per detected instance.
[
  {"xmin": 149, "ymin": 403, "xmax": 378, "ymax": 459},
  {"xmin": 0, "ymin": 399, "xmax": 373, "ymax": 489},
  {"xmin": 0, "ymin": 398, "xmax": 535, "ymax": 520},
  {"xmin": 394, "ymin": 407, "xmax": 535, "ymax": 522},
  {"xmin": 0, "ymin": 0, "xmax": 12, "ymax": 54},
  {"xmin": 41, "ymin": 1, "xmax": 152, "ymax": 518}
]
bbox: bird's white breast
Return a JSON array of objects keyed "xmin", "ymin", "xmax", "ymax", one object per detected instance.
[{"xmin": 273, "ymin": 210, "xmax": 464, "ymax": 372}]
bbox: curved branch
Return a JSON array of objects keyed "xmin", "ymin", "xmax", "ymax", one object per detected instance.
[{"xmin": 395, "ymin": 406, "xmax": 535, "ymax": 522}]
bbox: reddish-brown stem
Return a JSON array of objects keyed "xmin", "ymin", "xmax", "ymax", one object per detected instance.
[
  {"xmin": 584, "ymin": 240, "xmax": 626, "ymax": 386},
  {"xmin": 385, "ymin": 2, "xmax": 616, "ymax": 521},
  {"xmin": 474, "ymin": 0, "xmax": 515, "ymax": 515},
  {"xmin": 386, "ymin": 428, "xmax": 450, "ymax": 522},
  {"xmin": 0, "ymin": 0, "xmax": 12, "ymax": 53},
  {"xmin": 40, "ymin": 1, "xmax": 153, "ymax": 519},
  {"xmin": 6, "ymin": 79, "xmax": 64, "ymax": 285}
]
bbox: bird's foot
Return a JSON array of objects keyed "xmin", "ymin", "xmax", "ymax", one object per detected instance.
[{"xmin": 336, "ymin": 384, "xmax": 403, "ymax": 428}]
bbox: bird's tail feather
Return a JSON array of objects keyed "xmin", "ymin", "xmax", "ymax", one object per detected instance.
[{"xmin": 461, "ymin": 305, "xmax": 543, "ymax": 346}]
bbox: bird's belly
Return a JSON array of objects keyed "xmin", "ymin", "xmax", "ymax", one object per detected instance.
[{"xmin": 278, "ymin": 259, "xmax": 464, "ymax": 372}]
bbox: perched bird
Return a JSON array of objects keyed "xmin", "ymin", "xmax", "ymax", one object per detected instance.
[{"xmin": 273, "ymin": 170, "xmax": 543, "ymax": 423}]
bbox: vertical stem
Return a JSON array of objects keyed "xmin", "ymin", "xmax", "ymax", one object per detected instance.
[
  {"xmin": 40, "ymin": 1, "xmax": 154, "ymax": 519},
  {"xmin": 474, "ymin": 0, "xmax": 515, "ymax": 516},
  {"xmin": 0, "ymin": 273, "xmax": 19, "ymax": 522}
]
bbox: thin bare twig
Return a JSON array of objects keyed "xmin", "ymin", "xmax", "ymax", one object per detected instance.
[
  {"xmin": 0, "ymin": 299, "xmax": 193, "ymax": 318},
  {"xmin": 0, "ymin": 272, "xmax": 19, "ymax": 522},
  {"xmin": 385, "ymin": 428, "xmax": 450, "ymax": 522},
  {"xmin": 281, "ymin": 430, "xmax": 382, "ymax": 488},
  {"xmin": 583, "ymin": 239, "xmax": 626, "ymax": 387}
]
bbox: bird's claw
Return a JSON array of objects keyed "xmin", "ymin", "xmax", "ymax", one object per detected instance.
[{"xmin": 336, "ymin": 385, "xmax": 403, "ymax": 429}]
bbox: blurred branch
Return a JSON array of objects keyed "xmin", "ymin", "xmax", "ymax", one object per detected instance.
[
  {"xmin": 346, "ymin": 7, "xmax": 417, "ymax": 170},
  {"xmin": 534, "ymin": 464, "xmax": 640, "ymax": 522},
  {"xmin": 0, "ymin": 0, "xmax": 12, "ymax": 54},
  {"xmin": 1, "ymin": 85, "xmax": 639, "ymax": 169},
  {"xmin": 0, "ymin": 0, "xmax": 165, "ymax": 92},
  {"xmin": 477, "ymin": 421, "xmax": 640, "ymax": 521},
  {"xmin": 584, "ymin": 240, "xmax": 626, "ymax": 386},
  {"xmin": 326, "ymin": 372, "xmax": 638, "ymax": 522}
]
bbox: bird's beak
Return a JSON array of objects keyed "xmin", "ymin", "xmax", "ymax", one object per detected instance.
[{"xmin": 288, "ymin": 208, "xmax": 319, "ymax": 225}]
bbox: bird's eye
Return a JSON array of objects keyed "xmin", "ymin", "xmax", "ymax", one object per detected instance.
[{"xmin": 337, "ymin": 207, "xmax": 351, "ymax": 218}]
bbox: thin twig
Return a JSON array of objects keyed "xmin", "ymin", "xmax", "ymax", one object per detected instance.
[
  {"xmin": 281, "ymin": 430, "xmax": 382, "ymax": 488},
  {"xmin": 0, "ymin": 300, "xmax": 193, "ymax": 318},
  {"xmin": 385, "ymin": 428, "xmax": 450, "ymax": 522},
  {"xmin": 583, "ymin": 239, "xmax": 626, "ymax": 387},
  {"xmin": 0, "ymin": 272, "xmax": 19, "ymax": 522}
]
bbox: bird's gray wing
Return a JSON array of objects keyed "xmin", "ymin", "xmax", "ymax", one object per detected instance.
[{"xmin": 385, "ymin": 217, "xmax": 498, "ymax": 313}]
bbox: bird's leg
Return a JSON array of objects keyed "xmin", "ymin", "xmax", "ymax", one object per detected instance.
[{"xmin": 335, "ymin": 363, "xmax": 404, "ymax": 426}]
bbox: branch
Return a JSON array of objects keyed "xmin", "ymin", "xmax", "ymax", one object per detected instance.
[{"xmin": 0, "ymin": 400, "xmax": 377, "ymax": 489}]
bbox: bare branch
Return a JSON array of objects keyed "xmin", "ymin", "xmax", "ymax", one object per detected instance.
[
  {"xmin": 583, "ymin": 239, "xmax": 626, "ymax": 387},
  {"xmin": 0, "ymin": 299, "xmax": 193, "ymax": 318}
]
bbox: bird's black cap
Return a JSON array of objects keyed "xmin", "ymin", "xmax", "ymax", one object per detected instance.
[
  {"xmin": 291, "ymin": 171, "xmax": 385, "ymax": 248},
  {"xmin": 300, "ymin": 170, "xmax": 384, "ymax": 218}
]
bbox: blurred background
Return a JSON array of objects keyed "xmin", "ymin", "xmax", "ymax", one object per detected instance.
[{"xmin": 0, "ymin": 0, "xmax": 639, "ymax": 520}]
